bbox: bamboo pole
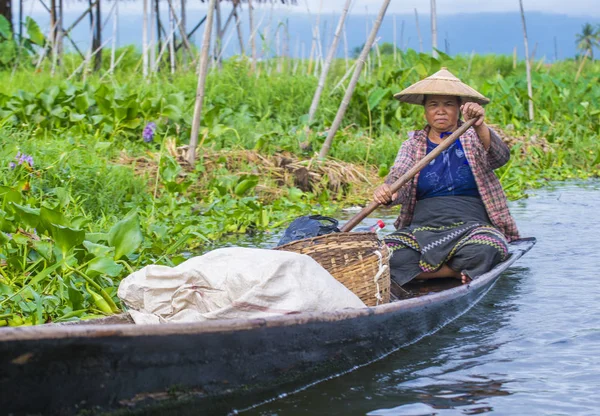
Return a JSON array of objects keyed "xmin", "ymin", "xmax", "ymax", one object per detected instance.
[
  {"xmin": 513, "ymin": 46, "xmax": 517, "ymax": 69},
  {"xmin": 430, "ymin": 0, "xmax": 438, "ymax": 58},
  {"xmin": 400, "ymin": 20, "xmax": 404, "ymax": 53},
  {"xmin": 414, "ymin": 8, "xmax": 423, "ymax": 53},
  {"xmin": 181, "ymin": 0, "xmax": 187, "ymax": 65},
  {"xmin": 93, "ymin": 0, "xmax": 101, "ymax": 71},
  {"xmin": 166, "ymin": 0, "xmax": 192, "ymax": 53},
  {"xmin": 530, "ymin": 41, "xmax": 538, "ymax": 67},
  {"xmin": 308, "ymin": 0, "xmax": 351, "ymax": 124},
  {"xmin": 188, "ymin": 0, "xmax": 217, "ymax": 164},
  {"xmin": 343, "ymin": 23, "xmax": 349, "ymax": 70},
  {"xmin": 49, "ymin": 0, "xmax": 57, "ymax": 74},
  {"xmin": 153, "ymin": 22, "xmax": 179, "ymax": 73},
  {"xmin": 70, "ymin": 38, "xmax": 110, "ymax": 80},
  {"xmin": 393, "ymin": 15, "xmax": 396, "ymax": 62},
  {"xmin": 154, "ymin": 0, "xmax": 167, "ymax": 71},
  {"xmin": 142, "ymin": 0, "xmax": 148, "ymax": 77},
  {"xmin": 248, "ymin": 0, "xmax": 256, "ymax": 72},
  {"xmin": 57, "ymin": 0, "xmax": 63, "ymax": 63},
  {"xmin": 149, "ymin": 0, "xmax": 156, "ymax": 70},
  {"xmin": 83, "ymin": 9, "xmax": 94, "ymax": 81},
  {"xmin": 110, "ymin": 0, "xmax": 118, "ymax": 74},
  {"xmin": 233, "ymin": 4, "xmax": 245, "ymax": 55},
  {"xmin": 519, "ymin": 0, "xmax": 534, "ymax": 121},
  {"xmin": 169, "ymin": 1, "xmax": 176, "ymax": 73},
  {"xmin": 319, "ymin": 0, "xmax": 391, "ymax": 159},
  {"xmin": 213, "ymin": 0, "xmax": 222, "ymax": 69}
]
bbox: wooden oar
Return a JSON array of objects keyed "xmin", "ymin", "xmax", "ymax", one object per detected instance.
[{"xmin": 340, "ymin": 118, "xmax": 477, "ymax": 232}]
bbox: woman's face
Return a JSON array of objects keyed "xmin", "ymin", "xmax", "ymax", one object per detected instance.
[{"xmin": 424, "ymin": 95, "xmax": 460, "ymax": 131}]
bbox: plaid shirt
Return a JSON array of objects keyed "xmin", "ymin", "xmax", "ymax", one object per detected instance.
[{"xmin": 385, "ymin": 123, "xmax": 520, "ymax": 242}]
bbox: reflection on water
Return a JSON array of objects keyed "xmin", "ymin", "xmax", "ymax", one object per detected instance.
[
  {"xmin": 246, "ymin": 269, "xmax": 527, "ymax": 416},
  {"xmin": 244, "ymin": 181, "xmax": 600, "ymax": 415}
]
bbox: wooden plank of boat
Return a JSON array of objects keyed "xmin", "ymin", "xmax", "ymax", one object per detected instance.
[{"xmin": 0, "ymin": 238, "xmax": 535, "ymax": 416}]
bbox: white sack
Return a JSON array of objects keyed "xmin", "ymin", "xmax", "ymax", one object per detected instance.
[{"xmin": 118, "ymin": 247, "xmax": 366, "ymax": 324}]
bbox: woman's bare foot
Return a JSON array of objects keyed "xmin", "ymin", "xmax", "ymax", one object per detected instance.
[{"xmin": 415, "ymin": 265, "xmax": 472, "ymax": 285}]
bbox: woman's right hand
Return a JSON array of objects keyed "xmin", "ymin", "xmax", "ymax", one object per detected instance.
[{"xmin": 374, "ymin": 184, "xmax": 398, "ymax": 205}]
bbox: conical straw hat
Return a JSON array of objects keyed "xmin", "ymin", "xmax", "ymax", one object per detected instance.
[{"xmin": 393, "ymin": 67, "xmax": 490, "ymax": 106}]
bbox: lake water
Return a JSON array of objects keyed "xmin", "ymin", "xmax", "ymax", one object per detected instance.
[{"xmin": 240, "ymin": 181, "xmax": 600, "ymax": 415}]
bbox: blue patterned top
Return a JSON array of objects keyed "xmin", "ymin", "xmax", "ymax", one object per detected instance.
[{"xmin": 416, "ymin": 135, "xmax": 480, "ymax": 201}]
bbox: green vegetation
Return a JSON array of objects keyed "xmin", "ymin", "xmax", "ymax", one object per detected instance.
[{"xmin": 0, "ymin": 47, "xmax": 599, "ymax": 326}]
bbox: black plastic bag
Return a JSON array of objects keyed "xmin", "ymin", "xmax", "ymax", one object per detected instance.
[{"xmin": 277, "ymin": 215, "xmax": 340, "ymax": 246}]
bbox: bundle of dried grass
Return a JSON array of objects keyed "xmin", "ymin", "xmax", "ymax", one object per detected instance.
[{"xmin": 118, "ymin": 140, "xmax": 379, "ymax": 203}]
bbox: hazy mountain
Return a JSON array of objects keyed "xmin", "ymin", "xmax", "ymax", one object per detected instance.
[{"xmin": 24, "ymin": 10, "xmax": 599, "ymax": 60}]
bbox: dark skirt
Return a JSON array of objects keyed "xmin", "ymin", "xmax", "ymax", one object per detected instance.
[{"xmin": 383, "ymin": 196, "xmax": 509, "ymax": 286}]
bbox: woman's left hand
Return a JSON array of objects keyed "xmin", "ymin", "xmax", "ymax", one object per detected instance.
[{"xmin": 460, "ymin": 102, "xmax": 485, "ymax": 127}]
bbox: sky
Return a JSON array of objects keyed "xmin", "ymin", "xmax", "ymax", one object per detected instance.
[
  {"xmin": 19, "ymin": 0, "xmax": 600, "ymax": 17},
  {"xmin": 16, "ymin": 0, "xmax": 600, "ymax": 59},
  {"xmin": 299, "ymin": 0, "xmax": 600, "ymax": 17}
]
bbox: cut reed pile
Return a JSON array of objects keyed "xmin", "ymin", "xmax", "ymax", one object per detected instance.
[{"xmin": 118, "ymin": 139, "xmax": 380, "ymax": 203}]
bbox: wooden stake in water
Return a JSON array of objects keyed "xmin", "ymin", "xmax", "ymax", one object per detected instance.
[
  {"xmin": 110, "ymin": 0, "xmax": 118, "ymax": 74},
  {"xmin": 308, "ymin": 0, "xmax": 352, "ymax": 124},
  {"xmin": 393, "ymin": 15, "xmax": 397, "ymax": 62},
  {"xmin": 142, "ymin": 0, "xmax": 149, "ymax": 77},
  {"xmin": 248, "ymin": 0, "xmax": 257, "ymax": 72},
  {"xmin": 414, "ymin": 8, "xmax": 423, "ymax": 53},
  {"xmin": 234, "ymin": 4, "xmax": 245, "ymax": 55},
  {"xmin": 430, "ymin": 0, "xmax": 438, "ymax": 58},
  {"xmin": 169, "ymin": 1, "xmax": 176, "ymax": 74},
  {"xmin": 519, "ymin": 0, "xmax": 534, "ymax": 121},
  {"xmin": 319, "ymin": 0, "xmax": 392, "ymax": 159},
  {"xmin": 188, "ymin": 0, "xmax": 217, "ymax": 164}
]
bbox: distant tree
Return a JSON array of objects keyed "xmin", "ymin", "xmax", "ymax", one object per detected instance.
[
  {"xmin": 576, "ymin": 23, "xmax": 600, "ymax": 60},
  {"xmin": 352, "ymin": 42, "xmax": 398, "ymax": 58}
]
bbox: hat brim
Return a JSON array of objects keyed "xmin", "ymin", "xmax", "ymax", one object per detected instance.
[
  {"xmin": 393, "ymin": 71, "xmax": 490, "ymax": 106},
  {"xmin": 393, "ymin": 92, "xmax": 490, "ymax": 106}
]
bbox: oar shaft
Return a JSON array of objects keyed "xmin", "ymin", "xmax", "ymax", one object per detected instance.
[{"xmin": 340, "ymin": 118, "xmax": 476, "ymax": 232}]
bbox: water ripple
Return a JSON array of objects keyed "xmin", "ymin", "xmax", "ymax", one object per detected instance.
[{"xmin": 247, "ymin": 180, "xmax": 600, "ymax": 415}]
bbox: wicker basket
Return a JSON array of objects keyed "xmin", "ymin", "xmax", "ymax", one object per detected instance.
[{"xmin": 275, "ymin": 232, "xmax": 390, "ymax": 307}]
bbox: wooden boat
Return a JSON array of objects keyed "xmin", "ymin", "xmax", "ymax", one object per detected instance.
[{"xmin": 0, "ymin": 238, "xmax": 535, "ymax": 416}]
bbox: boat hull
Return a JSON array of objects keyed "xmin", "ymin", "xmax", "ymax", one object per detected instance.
[{"xmin": 0, "ymin": 238, "xmax": 535, "ymax": 415}]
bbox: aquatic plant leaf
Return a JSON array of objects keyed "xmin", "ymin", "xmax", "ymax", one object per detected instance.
[
  {"xmin": 32, "ymin": 240, "xmax": 53, "ymax": 261},
  {"xmin": 0, "ymin": 15, "xmax": 12, "ymax": 39},
  {"xmin": 10, "ymin": 202, "xmax": 40, "ymax": 228},
  {"xmin": 83, "ymin": 241, "xmax": 114, "ymax": 257},
  {"xmin": 368, "ymin": 87, "xmax": 390, "ymax": 111},
  {"xmin": 108, "ymin": 211, "xmax": 143, "ymax": 260},
  {"xmin": 48, "ymin": 223, "xmax": 85, "ymax": 256},
  {"xmin": 85, "ymin": 233, "xmax": 109, "ymax": 243},
  {"xmin": 25, "ymin": 17, "xmax": 45, "ymax": 45},
  {"xmin": 234, "ymin": 176, "xmax": 259, "ymax": 197},
  {"xmin": 86, "ymin": 257, "xmax": 123, "ymax": 277}
]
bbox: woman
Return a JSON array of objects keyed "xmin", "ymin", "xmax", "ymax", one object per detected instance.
[{"xmin": 374, "ymin": 68, "xmax": 520, "ymax": 286}]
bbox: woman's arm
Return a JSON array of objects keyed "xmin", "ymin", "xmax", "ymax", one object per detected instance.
[
  {"xmin": 484, "ymin": 126, "xmax": 511, "ymax": 169},
  {"xmin": 376, "ymin": 140, "xmax": 415, "ymax": 206},
  {"xmin": 461, "ymin": 103, "xmax": 511, "ymax": 170}
]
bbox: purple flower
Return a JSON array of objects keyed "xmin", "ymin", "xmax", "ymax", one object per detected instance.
[
  {"xmin": 13, "ymin": 151, "xmax": 34, "ymax": 167},
  {"xmin": 9, "ymin": 162, "xmax": 16, "ymax": 170},
  {"xmin": 142, "ymin": 122, "xmax": 157, "ymax": 143}
]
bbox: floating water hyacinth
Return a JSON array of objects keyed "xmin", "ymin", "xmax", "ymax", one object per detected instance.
[{"xmin": 142, "ymin": 122, "xmax": 157, "ymax": 143}]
